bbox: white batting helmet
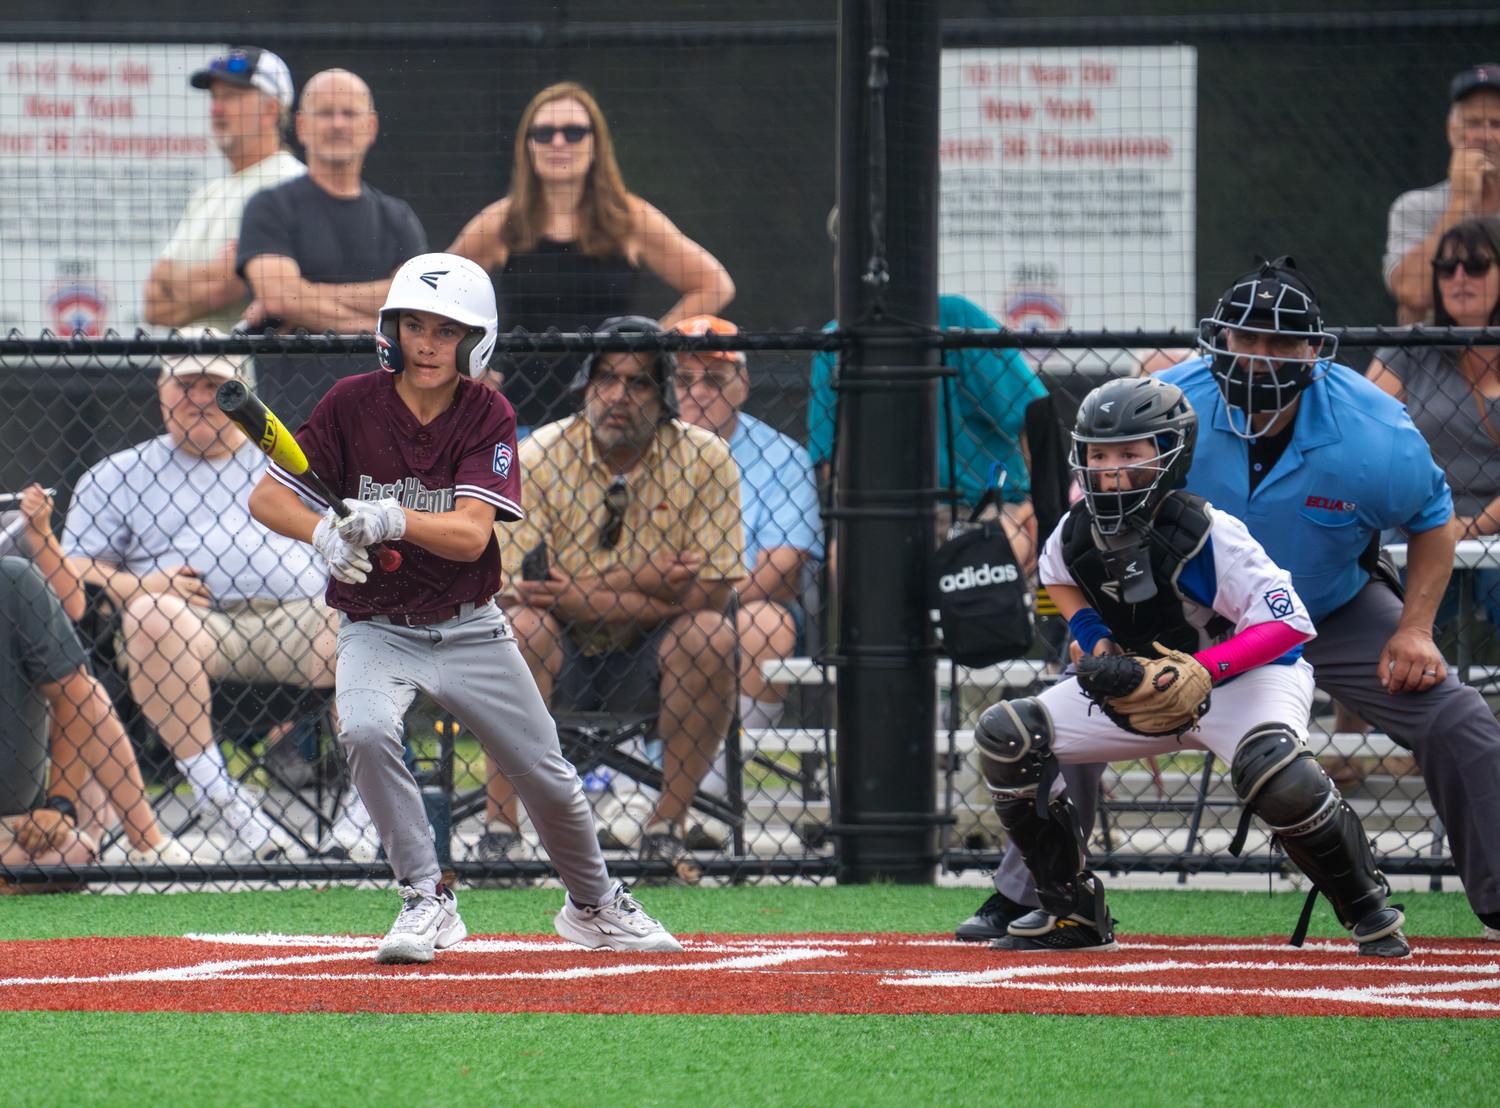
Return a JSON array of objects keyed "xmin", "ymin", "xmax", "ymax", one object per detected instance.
[{"xmin": 376, "ymin": 253, "xmax": 499, "ymax": 378}]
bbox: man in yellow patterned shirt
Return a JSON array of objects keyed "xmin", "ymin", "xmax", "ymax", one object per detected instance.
[{"xmin": 489, "ymin": 317, "xmax": 745, "ymax": 882}]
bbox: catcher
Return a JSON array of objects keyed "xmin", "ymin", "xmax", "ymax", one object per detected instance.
[{"xmin": 977, "ymin": 375, "xmax": 1409, "ymax": 957}]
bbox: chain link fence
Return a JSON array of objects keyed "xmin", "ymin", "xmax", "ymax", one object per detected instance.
[{"xmin": 2, "ymin": 327, "xmax": 1495, "ymax": 891}]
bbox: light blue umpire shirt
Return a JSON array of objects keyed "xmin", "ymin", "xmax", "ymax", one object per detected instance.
[
  {"xmin": 1157, "ymin": 356, "xmax": 1453, "ymax": 624},
  {"xmin": 728, "ymin": 412, "xmax": 825, "ymax": 569}
]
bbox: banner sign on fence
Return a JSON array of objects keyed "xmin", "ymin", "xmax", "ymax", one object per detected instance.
[
  {"xmin": 0, "ymin": 44, "xmax": 223, "ymax": 336},
  {"xmin": 939, "ymin": 46, "xmax": 1197, "ymax": 336}
]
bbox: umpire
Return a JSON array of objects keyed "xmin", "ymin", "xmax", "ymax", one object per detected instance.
[{"xmin": 1153, "ymin": 256, "xmax": 1500, "ymax": 939}]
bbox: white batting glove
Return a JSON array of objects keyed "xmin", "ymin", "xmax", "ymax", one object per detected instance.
[
  {"xmin": 312, "ymin": 514, "xmax": 373, "ymax": 585},
  {"xmin": 335, "ymin": 498, "xmax": 407, "ymax": 547}
]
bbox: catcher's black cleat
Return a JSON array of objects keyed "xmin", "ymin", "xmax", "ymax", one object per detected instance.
[
  {"xmin": 955, "ymin": 891, "xmax": 1031, "ymax": 942},
  {"xmin": 1353, "ymin": 906, "xmax": 1410, "ymax": 958},
  {"xmin": 989, "ymin": 910, "xmax": 1120, "ymax": 953}
]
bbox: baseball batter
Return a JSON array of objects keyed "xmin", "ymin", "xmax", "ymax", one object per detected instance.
[
  {"xmin": 975, "ymin": 376, "xmax": 1409, "ymax": 957},
  {"xmin": 247, "ymin": 252, "xmax": 681, "ymax": 963}
]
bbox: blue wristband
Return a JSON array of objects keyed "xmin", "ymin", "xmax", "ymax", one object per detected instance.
[{"xmin": 1068, "ymin": 607, "xmax": 1113, "ymax": 655}]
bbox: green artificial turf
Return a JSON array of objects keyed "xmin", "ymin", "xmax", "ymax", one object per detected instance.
[
  {"xmin": 5, "ymin": 1011, "xmax": 1497, "ymax": 1108},
  {"xmin": 0, "ymin": 883, "xmax": 1486, "ymax": 942},
  {"xmin": 4, "ymin": 887, "xmax": 1495, "ymax": 1108}
]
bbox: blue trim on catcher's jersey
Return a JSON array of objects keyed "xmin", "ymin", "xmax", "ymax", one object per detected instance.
[{"xmin": 1176, "ymin": 544, "xmax": 1216, "ymax": 610}]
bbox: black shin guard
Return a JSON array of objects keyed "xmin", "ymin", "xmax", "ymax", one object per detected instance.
[
  {"xmin": 977, "ymin": 699, "xmax": 1110, "ymax": 935},
  {"xmin": 1232, "ymin": 725, "xmax": 1401, "ymax": 944}
]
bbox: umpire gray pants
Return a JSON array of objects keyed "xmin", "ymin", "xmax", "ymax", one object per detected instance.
[
  {"xmin": 1302, "ymin": 580, "xmax": 1500, "ymax": 916},
  {"xmin": 335, "ymin": 601, "xmax": 613, "ymax": 905}
]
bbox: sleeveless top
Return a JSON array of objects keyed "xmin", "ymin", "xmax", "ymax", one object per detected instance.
[
  {"xmin": 1376, "ymin": 344, "xmax": 1500, "ymax": 517},
  {"xmin": 1059, "ymin": 491, "xmax": 1228, "ymax": 656},
  {"xmin": 497, "ymin": 239, "xmax": 643, "ymax": 427}
]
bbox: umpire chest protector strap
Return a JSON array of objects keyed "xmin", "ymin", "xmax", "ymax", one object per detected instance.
[{"xmin": 1061, "ymin": 491, "xmax": 1214, "ymax": 656}]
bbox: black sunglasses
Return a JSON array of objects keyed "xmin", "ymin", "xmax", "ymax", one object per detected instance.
[
  {"xmin": 528, "ymin": 124, "xmax": 592, "ymax": 145},
  {"xmin": 598, "ymin": 476, "xmax": 630, "ymax": 550},
  {"xmin": 1433, "ymin": 256, "xmax": 1495, "ymax": 279}
]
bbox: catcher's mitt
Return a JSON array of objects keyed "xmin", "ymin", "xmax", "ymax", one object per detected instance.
[{"xmin": 1075, "ymin": 641, "xmax": 1213, "ymax": 736}]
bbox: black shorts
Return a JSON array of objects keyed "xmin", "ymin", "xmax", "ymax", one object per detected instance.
[{"xmin": 554, "ymin": 622, "xmax": 671, "ymax": 718}]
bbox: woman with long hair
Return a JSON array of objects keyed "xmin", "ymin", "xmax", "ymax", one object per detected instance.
[
  {"xmin": 1369, "ymin": 217, "xmax": 1500, "ymax": 621},
  {"xmin": 450, "ymin": 82, "xmax": 734, "ymax": 429}
]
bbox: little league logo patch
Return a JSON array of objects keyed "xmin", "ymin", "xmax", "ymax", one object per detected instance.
[
  {"xmin": 493, "ymin": 443, "xmax": 513, "ymax": 479},
  {"xmin": 1263, "ymin": 587, "xmax": 1295, "ymax": 619}
]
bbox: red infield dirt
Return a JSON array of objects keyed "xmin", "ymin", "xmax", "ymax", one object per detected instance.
[{"xmin": 1, "ymin": 933, "xmax": 1497, "ymax": 1018}]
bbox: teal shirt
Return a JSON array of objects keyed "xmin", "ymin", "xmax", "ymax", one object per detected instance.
[{"xmin": 807, "ymin": 296, "xmax": 1048, "ymax": 507}]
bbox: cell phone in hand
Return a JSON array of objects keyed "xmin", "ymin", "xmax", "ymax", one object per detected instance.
[{"xmin": 520, "ymin": 541, "xmax": 549, "ymax": 581}]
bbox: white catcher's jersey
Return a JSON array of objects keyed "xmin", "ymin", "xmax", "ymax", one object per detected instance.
[{"xmin": 1038, "ymin": 506, "xmax": 1317, "ymax": 654}]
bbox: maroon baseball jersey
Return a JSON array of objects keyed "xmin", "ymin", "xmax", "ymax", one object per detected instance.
[{"xmin": 268, "ymin": 371, "xmax": 523, "ymax": 616}]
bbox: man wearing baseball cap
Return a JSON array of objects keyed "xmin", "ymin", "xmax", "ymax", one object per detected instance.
[
  {"xmin": 143, "ymin": 47, "xmax": 305, "ymax": 332},
  {"xmin": 1385, "ymin": 62, "xmax": 1500, "ymax": 323}
]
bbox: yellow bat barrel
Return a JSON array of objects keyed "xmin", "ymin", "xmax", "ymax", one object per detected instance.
[{"xmin": 215, "ymin": 380, "xmax": 310, "ymax": 476}]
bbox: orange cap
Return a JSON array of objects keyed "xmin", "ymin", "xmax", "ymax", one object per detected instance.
[{"xmin": 673, "ymin": 314, "xmax": 746, "ymax": 365}]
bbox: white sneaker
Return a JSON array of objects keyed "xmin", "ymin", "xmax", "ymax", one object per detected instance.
[
  {"xmin": 375, "ymin": 885, "xmax": 467, "ymax": 965},
  {"xmin": 554, "ymin": 882, "xmax": 684, "ymax": 953},
  {"xmin": 208, "ymin": 786, "xmax": 303, "ymax": 861},
  {"xmin": 127, "ymin": 838, "xmax": 193, "ymax": 866},
  {"xmin": 1484, "ymin": 926, "xmax": 1500, "ymax": 942}
]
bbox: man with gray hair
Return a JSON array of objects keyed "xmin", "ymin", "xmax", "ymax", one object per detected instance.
[
  {"xmin": 63, "ymin": 345, "xmax": 374, "ymax": 861},
  {"xmin": 237, "ymin": 68, "xmax": 427, "ymax": 427},
  {"xmin": 143, "ymin": 47, "xmax": 304, "ymax": 332}
]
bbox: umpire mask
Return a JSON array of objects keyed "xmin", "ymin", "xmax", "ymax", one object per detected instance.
[{"xmin": 1199, "ymin": 256, "xmax": 1338, "ymax": 439}]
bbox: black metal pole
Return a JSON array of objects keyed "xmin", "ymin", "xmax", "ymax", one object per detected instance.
[{"xmin": 832, "ymin": 0, "xmax": 942, "ymax": 883}]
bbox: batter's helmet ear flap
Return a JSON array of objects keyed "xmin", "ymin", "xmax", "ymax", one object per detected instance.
[
  {"xmin": 377, "ymin": 313, "xmax": 403, "ymax": 373},
  {"xmin": 455, "ymin": 327, "xmax": 493, "ymax": 379}
]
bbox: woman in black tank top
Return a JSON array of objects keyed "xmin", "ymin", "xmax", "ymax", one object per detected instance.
[{"xmin": 451, "ymin": 82, "xmax": 734, "ymax": 428}]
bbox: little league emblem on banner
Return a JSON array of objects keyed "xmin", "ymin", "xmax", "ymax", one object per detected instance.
[{"xmin": 493, "ymin": 443, "xmax": 513, "ymax": 478}]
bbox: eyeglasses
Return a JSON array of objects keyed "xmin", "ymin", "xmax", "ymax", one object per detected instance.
[
  {"xmin": 675, "ymin": 364, "xmax": 742, "ymax": 391},
  {"xmin": 1434, "ymin": 257, "xmax": 1496, "ymax": 279},
  {"xmin": 528, "ymin": 125, "xmax": 592, "ymax": 145},
  {"xmin": 598, "ymin": 476, "xmax": 630, "ymax": 550}
]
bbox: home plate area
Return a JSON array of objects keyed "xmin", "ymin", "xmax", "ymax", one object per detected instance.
[{"xmin": 2, "ymin": 933, "xmax": 1497, "ymax": 1018}]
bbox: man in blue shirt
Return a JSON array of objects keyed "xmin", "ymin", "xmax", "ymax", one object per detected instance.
[
  {"xmin": 1157, "ymin": 257, "xmax": 1500, "ymax": 939},
  {"xmin": 676, "ymin": 316, "xmax": 823, "ymax": 730}
]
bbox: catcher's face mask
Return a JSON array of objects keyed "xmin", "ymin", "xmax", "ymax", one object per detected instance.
[{"xmin": 1071, "ymin": 432, "xmax": 1187, "ymax": 538}]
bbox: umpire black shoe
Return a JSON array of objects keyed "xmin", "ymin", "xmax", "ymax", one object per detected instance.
[
  {"xmin": 989, "ymin": 909, "xmax": 1120, "ymax": 953},
  {"xmin": 955, "ymin": 891, "xmax": 1032, "ymax": 942}
]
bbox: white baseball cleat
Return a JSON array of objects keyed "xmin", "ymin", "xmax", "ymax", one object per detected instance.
[
  {"xmin": 375, "ymin": 884, "xmax": 467, "ymax": 965},
  {"xmin": 553, "ymin": 882, "xmax": 684, "ymax": 953},
  {"xmin": 1484, "ymin": 926, "xmax": 1500, "ymax": 943}
]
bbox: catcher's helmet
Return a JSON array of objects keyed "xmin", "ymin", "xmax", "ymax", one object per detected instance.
[
  {"xmin": 567, "ymin": 315, "xmax": 680, "ymax": 419},
  {"xmin": 1070, "ymin": 376, "xmax": 1198, "ymax": 536},
  {"xmin": 376, "ymin": 253, "xmax": 499, "ymax": 378},
  {"xmin": 1198, "ymin": 256, "xmax": 1338, "ymax": 438}
]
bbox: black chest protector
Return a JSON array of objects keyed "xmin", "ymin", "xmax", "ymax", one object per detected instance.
[{"xmin": 1061, "ymin": 492, "xmax": 1221, "ymax": 656}]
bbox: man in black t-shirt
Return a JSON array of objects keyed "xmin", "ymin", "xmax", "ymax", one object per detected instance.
[{"xmin": 237, "ymin": 68, "xmax": 427, "ymax": 427}]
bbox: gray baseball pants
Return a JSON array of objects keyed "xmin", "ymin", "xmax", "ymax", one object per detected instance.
[
  {"xmin": 1302, "ymin": 580, "xmax": 1500, "ymax": 916},
  {"xmin": 335, "ymin": 600, "xmax": 613, "ymax": 905}
]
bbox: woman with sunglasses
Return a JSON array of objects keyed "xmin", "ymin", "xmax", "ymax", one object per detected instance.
[
  {"xmin": 1369, "ymin": 218, "xmax": 1500, "ymax": 624},
  {"xmin": 450, "ymin": 83, "xmax": 734, "ymax": 430}
]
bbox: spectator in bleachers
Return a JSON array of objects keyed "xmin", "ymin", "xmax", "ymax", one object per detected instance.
[
  {"xmin": 1385, "ymin": 63, "xmax": 1500, "ymax": 324},
  {"xmin": 493, "ymin": 316, "xmax": 745, "ymax": 882},
  {"xmin": 449, "ymin": 82, "xmax": 734, "ymax": 430},
  {"xmin": 143, "ymin": 47, "xmax": 304, "ymax": 333},
  {"xmin": 63, "ymin": 348, "xmax": 358, "ymax": 863},
  {"xmin": 237, "ymin": 68, "xmax": 427, "ymax": 427},
  {"xmin": 0, "ymin": 556, "xmax": 189, "ymax": 880},
  {"xmin": 809, "ymin": 210, "xmax": 1048, "ymax": 570},
  {"xmin": 674, "ymin": 315, "xmax": 822, "ymax": 730},
  {"xmin": 1369, "ymin": 218, "xmax": 1500, "ymax": 624}
]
